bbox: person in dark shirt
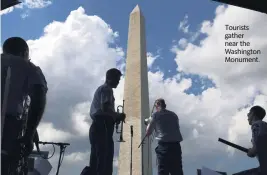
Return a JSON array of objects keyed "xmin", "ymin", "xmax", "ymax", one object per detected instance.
[
  {"xmin": 88, "ymin": 68, "xmax": 126, "ymax": 175},
  {"xmin": 146, "ymin": 98, "xmax": 184, "ymax": 175},
  {"xmin": 1, "ymin": 37, "xmax": 48, "ymax": 174}
]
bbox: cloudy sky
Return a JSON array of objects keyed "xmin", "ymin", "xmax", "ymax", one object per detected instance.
[{"xmin": 1, "ymin": 0, "xmax": 267, "ymax": 174}]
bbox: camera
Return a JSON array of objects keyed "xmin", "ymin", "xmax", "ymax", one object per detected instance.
[{"xmin": 144, "ymin": 117, "xmax": 152, "ymax": 126}]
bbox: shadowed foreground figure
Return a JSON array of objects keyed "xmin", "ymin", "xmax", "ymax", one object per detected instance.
[
  {"xmin": 233, "ymin": 106, "xmax": 267, "ymax": 175},
  {"xmin": 1, "ymin": 37, "xmax": 47, "ymax": 174},
  {"xmin": 146, "ymin": 98, "xmax": 184, "ymax": 175},
  {"xmin": 86, "ymin": 68, "xmax": 126, "ymax": 175}
]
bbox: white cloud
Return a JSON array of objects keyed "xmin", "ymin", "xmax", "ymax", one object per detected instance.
[
  {"xmin": 147, "ymin": 52, "xmax": 159, "ymax": 68},
  {"xmin": 0, "ymin": 0, "xmax": 52, "ymax": 16},
  {"xmin": 179, "ymin": 15, "xmax": 189, "ymax": 33},
  {"xmin": 0, "ymin": 7, "xmax": 14, "ymax": 15},
  {"xmin": 178, "ymin": 14, "xmax": 201, "ymax": 43},
  {"xmin": 37, "ymin": 122, "xmax": 73, "ymax": 142},
  {"xmin": 64, "ymin": 151, "xmax": 90, "ymax": 164},
  {"xmin": 3, "ymin": 4, "xmax": 265, "ymax": 175},
  {"xmin": 23, "ymin": 0, "xmax": 52, "ymax": 9},
  {"xmin": 178, "ymin": 38, "xmax": 188, "ymax": 49},
  {"xmin": 71, "ymin": 102, "xmax": 91, "ymax": 137},
  {"xmin": 21, "ymin": 10, "xmax": 30, "ymax": 19},
  {"xmin": 201, "ymin": 20, "xmax": 212, "ymax": 34},
  {"xmin": 172, "ymin": 5, "xmax": 267, "ymax": 157}
]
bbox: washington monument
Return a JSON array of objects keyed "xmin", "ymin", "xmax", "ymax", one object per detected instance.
[{"xmin": 117, "ymin": 5, "xmax": 152, "ymax": 175}]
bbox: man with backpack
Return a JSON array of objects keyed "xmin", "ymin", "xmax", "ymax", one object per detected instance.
[{"xmin": 1, "ymin": 37, "xmax": 48, "ymax": 174}]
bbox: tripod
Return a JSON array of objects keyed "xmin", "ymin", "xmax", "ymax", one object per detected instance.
[{"xmin": 38, "ymin": 141, "xmax": 70, "ymax": 175}]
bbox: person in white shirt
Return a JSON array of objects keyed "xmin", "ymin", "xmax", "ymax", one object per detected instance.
[
  {"xmin": 233, "ymin": 105, "xmax": 267, "ymax": 175},
  {"xmin": 146, "ymin": 98, "xmax": 184, "ymax": 175},
  {"xmin": 88, "ymin": 68, "xmax": 125, "ymax": 175}
]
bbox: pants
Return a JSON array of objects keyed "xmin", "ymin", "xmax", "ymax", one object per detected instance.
[
  {"xmin": 155, "ymin": 141, "xmax": 184, "ymax": 175},
  {"xmin": 2, "ymin": 154, "xmax": 11, "ymax": 175},
  {"xmin": 89, "ymin": 116, "xmax": 114, "ymax": 175},
  {"xmin": 1, "ymin": 116, "xmax": 22, "ymax": 174}
]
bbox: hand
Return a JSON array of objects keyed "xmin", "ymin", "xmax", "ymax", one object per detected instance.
[
  {"xmin": 19, "ymin": 136, "xmax": 34, "ymax": 157},
  {"xmin": 115, "ymin": 120, "xmax": 121, "ymax": 125},
  {"xmin": 247, "ymin": 148, "xmax": 256, "ymax": 158},
  {"xmin": 118, "ymin": 113, "xmax": 126, "ymax": 122}
]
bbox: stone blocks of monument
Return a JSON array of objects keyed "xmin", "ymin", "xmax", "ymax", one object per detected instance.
[{"xmin": 117, "ymin": 5, "xmax": 152, "ymax": 175}]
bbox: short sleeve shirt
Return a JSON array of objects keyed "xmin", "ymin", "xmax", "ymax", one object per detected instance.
[
  {"xmin": 90, "ymin": 83, "xmax": 115, "ymax": 120},
  {"xmin": 1, "ymin": 54, "xmax": 48, "ymax": 116},
  {"xmin": 149, "ymin": 109, "xmax": 183, "ymax": 142},
  {"xmin": 251, "ymin": 120, "xmax": 267, "ymax": 146}
]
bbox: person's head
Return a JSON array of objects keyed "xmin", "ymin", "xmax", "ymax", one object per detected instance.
[
  {"xmin": 105, "ymin": 68, "xmax": 122, "ymax": 88},
  {"xmin": 2, "ymin": 37, "xmax": 29, "ymax": 60},
  {"xmin": 154, "ymin": 98, "xmax": 166, "ymax": 112},
  {"xmin": 247, "ymin": 105, "xmax": 266, "ymax": 125}
]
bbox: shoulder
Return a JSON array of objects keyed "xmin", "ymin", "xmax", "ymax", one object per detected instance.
[
  {"xmin": 31, "ymin": 64, "xmax": 44, "ymax": 76},
  {"xmin": 252, "ymin": 121, "xmax": 261, "ymax": 129},
  {"xmin": 166, "ymin": 110, "xmax": 178, "ymax": 117},
  {"xmin": 28, "ymin": 62, "xmax": 48, "ymax": 89},
  {"xmin": 1, "ymin": 54, "xmax": 28, "ymax": 66},
  {"xmin": 95, "ymin": 84, "xmax": 113, "ymax": 96},
  {"xmin": 252, "ymin": 121, "xmax": 263, "ymax": 136},
  {"xmin": 152, "ymin": 111, "xmax": 159, "ymax": 119},
  {"xmin": 252, "ymin": 120, "xmax": 265, "ymax": 128},
  {"xmin": 1, "ymin": 53, "xmax": 11, "ymax": 62},
  {"xmin": 99, "ymin": 84, "xmax": 113, "ymax": 93}
]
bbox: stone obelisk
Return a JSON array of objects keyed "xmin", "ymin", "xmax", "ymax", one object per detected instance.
[{"xmin": 117, "ymin": 5, "xmax": 152, "ymax": 175}]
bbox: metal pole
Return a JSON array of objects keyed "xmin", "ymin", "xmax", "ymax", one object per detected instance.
[
  {"xmin": 130, "ymin": 125, "xmax": 133, "ymax": 175},
  {"xmin": 218, "ymin": 138, "xmax": 248, "ymax": 153},
  {"xmin": 56, "ymin": 145, "xmax": 64, "ymax": 175}
]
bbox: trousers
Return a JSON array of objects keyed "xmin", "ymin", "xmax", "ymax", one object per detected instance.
[
  {"xmin": 2, "ymin": 154, "xmax": 11, "ymax": 175},
  {"xmin": 89, "ymin": 116, "xmax": 114, "ymax": 175},
  {"xmin": 155, "ymin": 141, "xmax": 184, "ymax": 175},
  {"xmin": 1, "ymin": 115, "xmax": 22, "ymax": 174}
]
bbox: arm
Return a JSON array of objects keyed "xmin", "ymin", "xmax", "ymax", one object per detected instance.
[
  {"xmin": 26, "ymin": 84, "xmax": 47, "ymax": 140},
  {"xmin": 146, "ymin": 113, "xmax": 156, "ymax": 136},
  {"xmin": 25, "ymin": 66, "xmax": 48, "ymax": 140},
  {"xmin": 248, "ymin": 139, "xmax": 257, "ymax": 157},
  {"xmin": 248, "ymin": 123, "xmax": 260, "ymax": 157}
]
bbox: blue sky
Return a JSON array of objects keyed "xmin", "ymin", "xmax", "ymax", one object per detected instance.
[
  {"xmin": 1, "ymin": 0, "xmax": 218, "ymax": 97},
  {"xmin": 1, "ymin": 0, "xmax": 217, "ymax": 76},
  {"xmin": 2, "ymin": 0, "xmax": 266, "ymax": 175}
]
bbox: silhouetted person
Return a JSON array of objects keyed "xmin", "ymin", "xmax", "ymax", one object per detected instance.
[
  {"xmin": 1, "ymin": 37, "xmax": 48, "ymax": 174},
  {"xmin": 146, "ymin": 98, "xmax": 184, "ymax": 175},
  {"xmin": 234, "ymin": 106, "xmax": 267, "ymax": 175},
  {"xmin": 88, "ymin": 68, "xmax": 125, "ymax": 175}
]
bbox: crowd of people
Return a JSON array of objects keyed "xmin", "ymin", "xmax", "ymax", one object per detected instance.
[{"xmin": 1, "ymin": 36, "xmax": 267, "ymax": 175}]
